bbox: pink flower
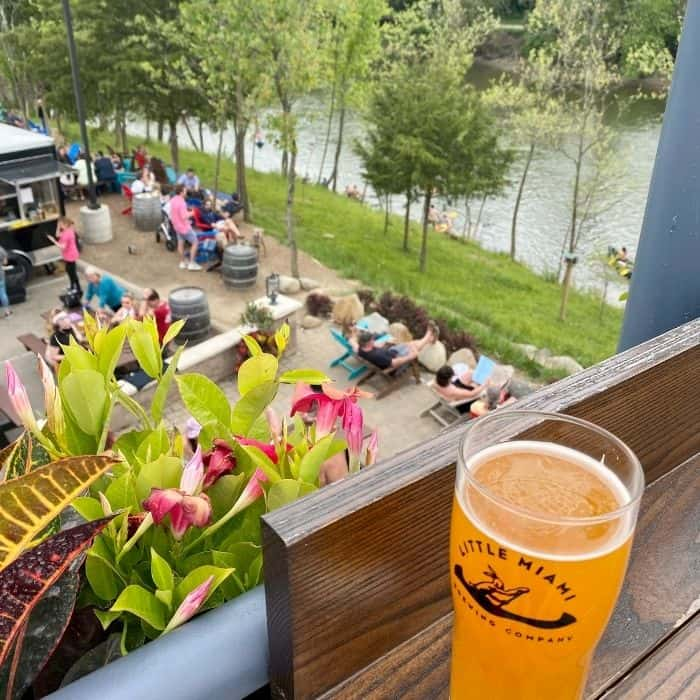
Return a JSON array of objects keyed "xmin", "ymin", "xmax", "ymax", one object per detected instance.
[
  {"xmin": 363, "ymin": 430, "xmax": 379, "ymax": 467},
  {"xmin": 235, "ymin": 468, "xmax": 268, "ymax": 512},
  {"xmin": 163, "ymin": 576, "xmax": 214, "ymax": 634},
  {"xmin": 236, "ymin": 436, "xmax": 279, "ymax": 464},
  {"xmin": 202, "ymin": 440, "xmax": 236, "ymax": 488},
  {"xmin": 180, "ymin": 446, "xmax": 204, "ymax": 495},
  {"xmin": 143, "ymin": 488, "xmax": 212, "ymax": 540},
  {"xmin": 5, "ymin": 361, "xmax": 39, "ymax": 434},
  {"xmin": 265, "ymin": 406, "xmax": 282, "ymax": 444}
]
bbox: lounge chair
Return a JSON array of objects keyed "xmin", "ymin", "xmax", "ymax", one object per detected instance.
[
  {"xmin": 420, "ymin": 381, "xmax": 484, "ymax": 427},
  {"xmin": 329, "ymin": 329, "xmax": 369, "ymax": 381}
]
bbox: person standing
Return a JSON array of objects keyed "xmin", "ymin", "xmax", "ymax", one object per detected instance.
[
  {"xmin": 169, "ymin": 184, "xmax": 201, "ymax": 271},
  {"xmin": 48, "ymin": 217, "xmax": 81, "ymax": 294},
  {"xmin": 0, "ymin": 246, "xmax": 13, "ymax": 319}
]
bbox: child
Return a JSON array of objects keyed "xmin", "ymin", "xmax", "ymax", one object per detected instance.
[{"xmin": 48, "ymin": 217, "xmax": 81, "ymax": 294}]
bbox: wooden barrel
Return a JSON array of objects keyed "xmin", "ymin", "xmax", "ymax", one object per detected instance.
[
  {"xmin": 222, "ymin": 244, "xmax": 258, "ymax": 289},
  {"xmin": 168, "ymin": 286, "xmax": 210, "ymax": 345},
  {"xmin": 133, "ymin": 193, "xmax": 162, "ymax": 232}
]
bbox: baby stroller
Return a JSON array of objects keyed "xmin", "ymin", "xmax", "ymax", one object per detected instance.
[{"xmin": 156, "ymin": 208, "xmax": 177, "ymax": 252}]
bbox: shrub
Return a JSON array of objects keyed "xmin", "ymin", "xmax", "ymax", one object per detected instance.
[
  {"xmin": 306, "ymin": 292, "xmax": 334, "ymax": 318},
  {"xmin": 240, "ymin": 302, "xmax": 274, "ymax": 332},
  {"xmin": 357, "ymin": 288, "xmax": 376, "ymax": 310}
]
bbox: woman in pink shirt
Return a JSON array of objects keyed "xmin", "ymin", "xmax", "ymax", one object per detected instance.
[{"xmin": 49, "ymin": 217, "xmax": 81, "ymax": 293}]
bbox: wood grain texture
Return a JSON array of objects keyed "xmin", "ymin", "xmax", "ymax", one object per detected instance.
[
  {"xmin": 601, "ymin": 615, "xmax": 700, "ymax": 700},
  {"xmin": 319, "ymin": 455, "xmax": 700, "ymax": 700},
  {"xmin": 262, "ymin": 319, "xmax": 700, "ymax": 699}
]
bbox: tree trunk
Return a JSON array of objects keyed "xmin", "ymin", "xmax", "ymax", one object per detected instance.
[
  {"xmin": 317, "ymin": 77, "xmax": 337, "ymax": 184},
  {"xmin": 328, "ymin": 98, "xmax": 346, "ymax": 193},
  {"xmin": 286, "ymin": 142, "xmax": 299, "ymax": 278},
  {"xmin": 213, "ymin": 126, "xmax": 225, "ymax": 199},
  {"xmin": 182, "ymin": 116, "xmax": 200, "ymax": 151},
  {"xmin": 119, "ymin": 115, "xmax": 128, "ymax": 154},
  {"xmin": 511, "ymin": 142, "xmax": 535, "ymax": 260},
  {"xmin": 56, "ymin": 112, "xmax": 63, "ymax": 136},
  {"xmin": 146, "ymin": 118, "xmax": 150, "ymax": 142},
  {"xmin": 420, "ymin": 191, "xmax": 431, "ymax": 273},
  {"xmin": 281, "ymin": 149, "xmax": 288, "ymax": 177},
  {"xmin": 198, "ymin": 120, "xmax": 205, "ymax": 151},
  {"xmin": 473, "ymin": 195, "xmax": 487, "ymax": 240},
  {"xmin": 157, "ymin": 120, "xmax": 164, "ymax": 142},
  {"xmin": 234, "ymin": 121, "xmax": 251, "ymax": 221},
  {"xmin": 559, "ymin": 145, "xmax": 584, "ymax": 320},
  {"xmin": 403, "ymin": 194, "xmax": 411, "ymax": 252},
  {"xmin": 383, "ymin": 195, "xmax": 391, "ymax": 235},
  {"xmin": 168, "ymin": 119, "xmax": 179, "ymax": 171},
  {"xmin": 559, "ymin": 262, "xmax": 574, "ymax": 321}
]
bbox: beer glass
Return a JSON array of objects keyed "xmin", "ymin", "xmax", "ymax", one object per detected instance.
[{"xmin": 450, "ymin": 411, "xmax": 644, "ymax": 699}]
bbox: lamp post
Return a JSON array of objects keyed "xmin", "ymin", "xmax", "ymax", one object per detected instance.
[
  {"xmin": 61, "ymin": 0, "xmax": 98, "ymax": 210},
  {"xmin": 266, "ymin": 273, "xmax": 280, "ymax": 305}
]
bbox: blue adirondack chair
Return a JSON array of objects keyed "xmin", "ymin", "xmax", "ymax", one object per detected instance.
[
  {"xmin": 329, "ymin": 329, "xmax": 369, "ymax": 381},
  {"xmin": 166, "ymin": 166, "xmax": 177, "ymax": 184}
]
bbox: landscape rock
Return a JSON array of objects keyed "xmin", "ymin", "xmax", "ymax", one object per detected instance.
[
  {"xmin": 513, "ymin": 343, "xmax": 538, "ymax": 361},
  {"xmin": 300, "ymin": 277, "xmax": 320, "ymax": 291},
  {"xmin": 301, "ymin": 314, "xmax": 324, "ymax": 329},
  {"xmin": 332, "ymin": 293, "xmax": 364, "ymax": 326},
  {"xmin": 542, "ymin": 355, "xmax": 584, "ymax": 375},
  {"xmin": 418, "ymin": 340, "xmax": 447, "ymax": 373},
  {"xmin": 448, "ymin": 348, "xmax": 477, "ymax": 370},
  {"xmin": 389, "ymin": 322, "xmax": 413, "ymax": 344},
  {"xmin": 507, "ymin": 378, "xmax": 537, "ymax": 399},
  {"xmin": 278, "ymin": 275, "xmax": 301, "ymax": 295},
  {"xmin": 534, "ymin": 347, "xmax": 552, "ymax": 365},
  {"xmin": 490, "ymin": 364, "xmax": 515, "ymax": 387}
]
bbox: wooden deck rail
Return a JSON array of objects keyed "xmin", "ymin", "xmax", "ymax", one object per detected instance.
[{"xmin": 262, "ymin": 319, "xmax": 700, "ymax": 699}]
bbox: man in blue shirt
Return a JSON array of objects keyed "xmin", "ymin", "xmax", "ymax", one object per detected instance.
[
  {"xmin": 177, "ymin": 168, "xmax": 202, "ymax": 198},
  {"xmin": 94, "ymin": 151, "xmax": 119, "ymax": 193},
  {"xmin": 84, "ymin": 266, "xmax": 125, "ymax": 312}
]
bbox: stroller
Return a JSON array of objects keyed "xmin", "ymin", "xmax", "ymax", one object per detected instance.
[
  {"xmin": 156, "ymin": 208, "xmax": 178, "ymax": 252},
  {"xmin": 156, "ymin": 206, "xmax": 218, "ymax": 265}
]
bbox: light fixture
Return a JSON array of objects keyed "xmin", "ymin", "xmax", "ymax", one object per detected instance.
[{"xmin": 266, "ymin": 273, "xmax": 280, "ymax": 305}]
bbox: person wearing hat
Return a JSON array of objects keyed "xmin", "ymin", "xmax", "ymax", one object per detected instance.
[
  {"xmin": 45, "ymin": 311, "xmax": 83, "ymax": 370},
  {"xmin": 84, "ymin": 266, "xmax": 125, "ymax": 312}
]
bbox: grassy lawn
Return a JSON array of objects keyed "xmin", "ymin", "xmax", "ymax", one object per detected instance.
[{"xmin": 72, "ymin": 124, "xmax": 624, "ymax": 378}]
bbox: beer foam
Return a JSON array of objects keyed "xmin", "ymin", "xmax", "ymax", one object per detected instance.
[{"xmin": 458, "ymin": 441, "xmax": 635, "ymax": 561}]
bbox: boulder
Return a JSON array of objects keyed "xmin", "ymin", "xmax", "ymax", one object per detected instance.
[
  {"xmin": 507, "ymin": 378, "xmax": 538, "ymax": 399},
  {"xmin": 418, "ymin": 340, "xmax": 447, "ymax": 373},
  {"xmin": 301, "ymin": 314, "xmax": 324, "ymax": 329},
  {"xmin": 533, "ymin": 347, "xmax": 552, "ymax": 365},
  {"xmin": 447, "ymin": 347, "xmax": 477, "ymax": 370},
  {"xmin": 542, "ymin": 355, "xmax": 584, "ymax": 375},
  {"xmin": 490, "ymin": 364, "xmax": 515, "ymax": 387},
  {"xmin": 300, "ymin": 277, "xmax": 321, "ymax": 291},
  {"xmin": 389, "ymin": 322, "xmax": 413, "ymax": 344},
  {"xmin": 332, "ymin": 293, "xmax": 364, "ymax": 326},
  {"xmin": 513, "ymin": 343, "xmax": 538, "ymax": 361},
  {"xmin": 278, "ymin": 275, "xmax": 301, "ymax": 295}
]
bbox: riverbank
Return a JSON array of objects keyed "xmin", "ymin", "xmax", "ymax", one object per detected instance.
[{"xmin": 64, "ymin": 124, "xmax": 624, "ymax": 377}]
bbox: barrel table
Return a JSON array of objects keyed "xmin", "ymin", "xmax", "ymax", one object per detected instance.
[
  {"xmin": 168, "ymin": 286, "xmax": 210, "ymax": 345},
  {"xmin": 133, "ymin": 193, "xmax": 162, "ymax": 232},
  {"xmin": 222, "ymin": 244, "xmax": 257, "ymax": 289}
]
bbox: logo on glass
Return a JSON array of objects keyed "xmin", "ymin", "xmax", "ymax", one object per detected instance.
[{"xmin": 454, "ymin": 563, "xmax": 577, "ymax": 629}]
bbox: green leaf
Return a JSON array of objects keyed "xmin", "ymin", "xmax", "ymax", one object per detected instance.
[
  {"xmin": 238, "ymin": 353, "xmax": 278, "ymax": 396},
  {"xmin": 237, "ymin": 444, "xmax": 281, "ymax": 483},
  {"xmin": 105, "ymin": 472, "xmax": 138, "ymax": 511},
  {"xmin": 86, "ymin": 553, "xmax": 120, "ymax": 602},
  {"xmin": 278, "ymin": 369, "xmax": 331, "ymax": 384},
  {"xmin": 230, "ymin": 381, "xmax": 278, "ymax": 435},
  {"xmin": 110, "ymin": 585, "xmax": 166, "ymax": 631},
  {"xmin": 162, "ymin": 318, "xmax": 186, "ymax": 347},
  {"xmin": 135, "ymin": 455, "xmax": 182, "ymax": 502},
  {"xmin": 155, "ymin": 589, "xmax": 173, "ymax": 609},
  {"xmin": 246, "ymin": 553, "xmax": 263, "ymax": 588},
  {"xmin": 241, "ymin": 334, "xmax": 262, "ymax": 357},
  {"xmin": 274, "ymin": 324, "xmax": 290, "ymax": 355},
  {"xmin": 97, "ymin": 324, "xmax": 127, "ymax": 379},
  {"xmin": 176, "ymin": 374, "xmax": 231, "ymax": 428},
  {"xmin": 129, "ymin": 328, "xmax": 162, "ymax": 379},
  {"xmin": 267, "ymin": 479, "xmax": 304, "ymax": 510},
  {"xmin": 61, "ymin": 370, "xmax": 108, "ymax": 436},
  {"xmin": 207, "ymin": 473, "xmax": 246, "ymax": 520},
  {"xmin": 72, "ymin": 496, "xmax": 105, "ymax": 522},
  {"xmin": 150, "ymin": 548, "xmax": 174, "ymax": 591},
  {"xmin": 94, "ymin": 609, "xmax": 121, "ymax": 630},
  {"xmin": 174, "ymin": 566, "xmax": 234, "ymax": 608},
  {"xmin": 151, "ymin": 346, "xmax": 184, "ymax": 423},
  {"xmin": 113, "ymin": 429, "xmax": 152, "ymax": 467},
  {"xmin": 299, "ymin": 434, "xmax": 336, "ymax": 484},
  {"xmin": 61, "ymin": 341, "xmax": 98, "ymax": 372},
  {"xmin": 135, "ymin": 426, "xmax": 170, "ymax": 464}
]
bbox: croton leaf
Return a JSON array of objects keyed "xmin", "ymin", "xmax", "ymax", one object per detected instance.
[
  {"xmin": 0, "ymin": 517, "xmax": 114, "ymax": 669},
  {"xmin": 0, "ymin": 432, "xmax": 51, "ymax": 483},
  {"xmin": 0, "ymin": 455, "xmax": 119, "ymax": 568}
]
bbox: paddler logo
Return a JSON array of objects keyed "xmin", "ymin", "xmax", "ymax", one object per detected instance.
[{"xmin": 454, "ymin": 564, "xmax": 577, "ymax": 629}]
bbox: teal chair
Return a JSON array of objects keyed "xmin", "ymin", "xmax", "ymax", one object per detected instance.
[{"xmin": 329, "ymin": 329, "xmax": 368, "ymax": 381}]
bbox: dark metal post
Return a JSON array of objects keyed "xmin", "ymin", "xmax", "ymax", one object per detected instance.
[
  {"xmin": 618, "ymin": 1, "xmax": 700, "ymax": 351},
  {"xmin": 61, "ymin": 0, "xmax": 99, "ymax": 210}
]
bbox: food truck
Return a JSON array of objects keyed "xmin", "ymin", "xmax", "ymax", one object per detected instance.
[{"xmin": 0, "ymin": 123, "xmax": 71, "ymax": 280}]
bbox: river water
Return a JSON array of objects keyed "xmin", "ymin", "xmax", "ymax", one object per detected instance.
[{"xmin": 130, "ymin": 64, "xmax": 665, "ymax": 297}]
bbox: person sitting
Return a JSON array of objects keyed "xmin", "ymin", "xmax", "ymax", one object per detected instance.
[
  {"xmin": 57, "ymin": 146, "xmax": 70, "ymax": 164},
  {"xmin": 133, "ymin": 144, "xmax": 148, "ymax": 171},
  {"xmin": 130, "ymin": 170, "xmax": 152, "ymax": 195},
  {"xmin": 138, "ymin": 288, "xmax": 172, "ymax": 344},
  {"xmin": 94, "ymin": 151, "xmax": 118, "ymax": 193},
  {"xmin": 150, "ymin": 157, "xmax": 169, "ymax": 185},
  {"xmin": 45, "ymin": 311, "xmax": 83, "ymax": 370},
  {"xmin": 344, "ymin": 184, "xmax": 361, "ymax": 200},
  {"xmin": 108, "ymin": 148, "xmax": 124, "ymax": 170},
  {"xmin": 111, "ymin": 292, "xmax": 137, "ymax": 325},
  {"xmin": 199, "ymin": 198, "xmax": 221, "ymax": 228},
  {"xmin": 351, "ymin": 324, "xmax": 437, "ymax": 372},
  {"xmin": 213, "ymin": 210, "xmax": 243, "ymax": 246},
  {"xmin": 74, "ymin": 153, "xmax": 96, "ymax": 200},
  {"xmin": 84, "ymin": 266, "xmax": 126, "ymax": 313},
  {"xmin": 177, "ymin": 168, "xmax": 202, "ymax": 198},
  {"xmin": 434, "ymin": 365, "xmax": 488, "ymax": 414},
  {"xmin": 221, "ymin": 191, "xmax": 244, "ymax": 216}
]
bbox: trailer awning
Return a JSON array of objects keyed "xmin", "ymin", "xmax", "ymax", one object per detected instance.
[{"xmin": 0, "ymin": 156, "xmax": 73, "ymax": 185}]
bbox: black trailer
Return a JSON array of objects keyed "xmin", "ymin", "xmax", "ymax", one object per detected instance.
[{"xmin": 0, "ymin": 123, "xmax": 72, "ymax": 281}]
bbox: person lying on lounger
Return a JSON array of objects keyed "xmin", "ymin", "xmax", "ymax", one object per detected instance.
[{"xmin": 350, "ymin": 324, "xmax": 438, "ymax": 371}]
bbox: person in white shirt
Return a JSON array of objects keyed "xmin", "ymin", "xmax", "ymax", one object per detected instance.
[
  {"xmin": 74, "ymin": 154, "xmax": 96, "ymax": 200},
  {"xmin": 130, "ymin": 171, "xmax": 152, "ymax": 195}
]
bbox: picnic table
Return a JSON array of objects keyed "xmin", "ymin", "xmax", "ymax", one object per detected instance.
[{"xmin": 259, "ymin": 318, "xmax": 700, "ymax": 699}]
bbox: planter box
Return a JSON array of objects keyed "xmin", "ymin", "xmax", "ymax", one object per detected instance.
[{"xmin": 47, "ymin": 586, "xmax": 268, "ymax": 700}]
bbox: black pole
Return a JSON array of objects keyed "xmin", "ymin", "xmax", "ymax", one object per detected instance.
[
  {"xmin": 618, "ymin": 1, "xmax": 700, "ymax": 351},
  {"xmin": 61, "ymin": 0, "xmax": 99, "ymax": 210}
]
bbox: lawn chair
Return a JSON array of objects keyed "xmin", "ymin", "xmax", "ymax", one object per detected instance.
[
  {"xmin": 67, "ymin": 143, "xmax": 81, "ymax": 164},
  {"xmin": 121, "ymin": 184, "xmax": 134, "ymax": 215},
  {"xmin": 420, "ymin": 381, "xmax": 481, "ymax": 427},
  {"xmin": 355, "ymin": 353, "xmax": 421, "ymax": 399},
  {"xmin": 165, "ymin": 166, "xmax": 177, "ymax": 185},
  {"xmin": 329, "ymin": 329, "xmax": 368, "ymax": 381},
  {"xmin": 191, "ymin": 207, "xmax": 214, "ymax": 231}
]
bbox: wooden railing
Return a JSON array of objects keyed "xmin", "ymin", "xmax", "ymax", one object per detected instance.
[{"xmin": 261, "ymin": 318, "xmax": 700, "ymax": 699}]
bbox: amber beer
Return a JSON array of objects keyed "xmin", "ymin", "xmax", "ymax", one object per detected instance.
[{"xmin": 450, "ymin": 414, "xmax": 643, "ymax": 700}]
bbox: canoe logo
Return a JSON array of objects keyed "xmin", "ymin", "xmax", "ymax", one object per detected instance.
[{"xmin": 454, "ymin": 564, "xmax": 577, "ymax": 629}]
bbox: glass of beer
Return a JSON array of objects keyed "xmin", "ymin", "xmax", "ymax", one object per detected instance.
[{"xmin": 450, "ymin": 411, "xmax": 644, "ymax": 699}]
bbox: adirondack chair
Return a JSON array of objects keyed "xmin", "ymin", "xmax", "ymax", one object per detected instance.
[
  {"xmin": 420, "ymin": 381, "xmax": 483, "ymax": 427},
  {"xmin": 329, "ymin": 329, "xmax": 368, "ymax": 381}
]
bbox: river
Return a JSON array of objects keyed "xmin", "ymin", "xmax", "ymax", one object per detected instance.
[{"xmin": 130, "ymin": 63, "xmax": 665, "ymax": 299}]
